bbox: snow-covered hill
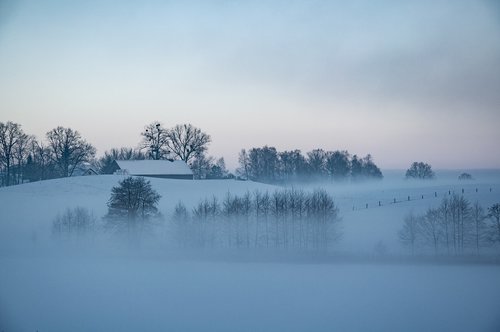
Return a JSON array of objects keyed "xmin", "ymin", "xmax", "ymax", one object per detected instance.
[
  {"xmin": 1, "ymin": 172, "xmax": 500, "ymax": 332},
  {"xmin": 0, "ymin": 175, "xmax": 276, "ymax": 244},
  {"xmin": 1, "ymin": 171, "xmax": 499, "ymax": 254}
]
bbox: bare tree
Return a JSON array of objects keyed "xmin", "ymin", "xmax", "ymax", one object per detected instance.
[
  {"xmin": 98, "ymin": 147, "xmax": 146, "ymax": 174},
  {"xmin": 25, "ymin": 139, "xmax": 56, "ymax": 181},
  {"xmin": 471, "ymin": 201, "xmax": 486, "ymax": 254},
  {"xmin": 0, "ymin": 121, "xmax": 26, "ymax": 186},
  {"xmin": 420, "ymin": 207, "xmax": 442, "ymax": 255},
  {"xmin": 171, "ymin": 202, "xmax": 190, "ymax": 247},
  {"xmin": 190, "ymin": 153, "xmax": 215, "ymax": 179},
  {"xmin": 13, "ymin": 133, "xmax": 33, "ymax": 184},
  {"xmin": 140, "ymin": 122, "xmax": 170, "ymax": 160},
  {"xmin": 52, "ymin": 207, "xmax": 96, "ymax": 236},
  {"xmin": 170, "ymin": 189, "xmax": 341, "ymax": 251},
  {"xmin": 46, "ymin": 127, "xmax": 96, "ymax": 177},
  {"xmin": 236, "ymin": 149, "xmax": 250, "ymax": 180},
  {"xmin": 487, "ymin": 203, "xmax": 500, "ymax": 243},
  {"xmin": 307, "ymin": 149, "xmax": 326, "ymax": 178},
  {"xmin": 165, "ymin": 124, "xmax": 211, "ymax": 164},
  {"xmin": 399, "ymin": 212, "xmax": 420, "ymax": 255},
  {"xmin": 325, "ymin": 150, "xmax": 350, "ymax": 181}
]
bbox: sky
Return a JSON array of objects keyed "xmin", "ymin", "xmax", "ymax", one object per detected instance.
[{"xmin": 0, "ymin": 0, "xmax": 499, "ymax": 170}]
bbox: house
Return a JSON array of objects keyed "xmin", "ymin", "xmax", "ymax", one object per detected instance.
[
  {"xmin": 110, "ymin": 160, "xmax": 193, "ymax": 180},
  {"xmin": 72, "ymin": 163, "xmax": 99, "ymax": 176}
]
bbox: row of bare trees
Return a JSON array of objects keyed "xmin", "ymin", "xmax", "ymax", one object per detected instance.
[
  {"xmin": 0, "ymin": 122, "xmax": 96, "ymax": 186},
  {"xmin": 1, "ymin": 120, "xmax": 220, "ymax": 186},
  {"xmin": 171, "ymin": 189, "xmax": 341, "ymax": 251},
  {"xmin": 399, "ymin": 195, "xmax": 500, "ymax": 255}
]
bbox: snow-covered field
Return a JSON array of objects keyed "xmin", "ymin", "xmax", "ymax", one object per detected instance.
[{"xmin": 1, "ymin": 171, "xmax": 500, "ymax": 331}]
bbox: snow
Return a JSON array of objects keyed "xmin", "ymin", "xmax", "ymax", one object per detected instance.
[
  {"xmin": 1, "ymin": 171, "xmax": 500, "ymax": 331},
  {"xmin": 114, "ymin": 159, "xmax": 193, "ymax": 175}
]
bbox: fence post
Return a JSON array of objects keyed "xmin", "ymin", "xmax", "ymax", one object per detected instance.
[
  {"xmin": 366, "ymin": 203, "xmax": 368, "ymax": 209},
  {"xmin": 462, "ymin": 188, "xmax": 464, "ymax": 194},
  {"xmin": 408, "ymin": 196, "xmax": 410, "ymax": 201},
  {"xmin": 435, "ymin": 192, "xmax": 437, "ymax": 197},
  {"xmin": 394, "ymin": 198, "xmax": 396, "ymax": 203},
  {"xmin": 379, "ymin": 201, "xmax": 381, "ymax": 206}
]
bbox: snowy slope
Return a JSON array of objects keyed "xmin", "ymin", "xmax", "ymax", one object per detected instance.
[
  {"xmin": 0, "ymin": 175, "xmax": 274, "ymax": 226},
  {"xmin": 1, "ymin": 171, "xmax": 499, "ymax": 254},
  {"xmin": 1, "ymin": 172, "xmax": 500, "ymax": 332}
]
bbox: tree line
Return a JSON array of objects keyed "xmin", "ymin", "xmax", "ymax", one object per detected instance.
[
  {"xmin": 0, "ymin": 121, "xmax": 223, "ymax": 186},
  {"xmin": 2, "ymin": 120, "xmax": 384, "ymax": 186},
  {"xmin": 52, "ymin": 177, "xmax": 342, "ymax": 251},
  {"xmin": 237, "ymin": 147, "xmax": 383, "ymax": 184},
  {"xmin": 172, "ymin": 189, "xmax": 341, "ymax": 251},
  {"xmin": 399, "ymin": 195, "xmax": 500, "ymax": 255},
  {"xmin": 0, "ymin": 122, "xmax": 96, "ymax": 186}
]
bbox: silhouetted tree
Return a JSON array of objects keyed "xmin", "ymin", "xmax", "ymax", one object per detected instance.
[
  {"xmin": 166, "ymin": 124, "xmax": 211, "ymax": 164},
  {"xmin": 248, "ymin": 146, "xmax": 279, "ymax": 183},
  {"xmin": 360, "ymin": 154, "xmax": 383, "ymax": 179},
  {"xmin": 487, "ymin": 203, "xmax": 500, "ymax": 243},
  {"xmin": 325, "ymin": 150, "xmax": 350, "ymax": 181},
  {"xmin": 208, "ymin": 158, "xmax": 229, "ymax": 179},
  {"xmin": 350, "ymin": 155, "xmax": 363, "ymax": 179},
  {"xmin": 458, "ymin": 172, "xmax": 473, "ymax": 180},
  {"xmin": 105, "ymin": 177, "xmax": 161, "ymax": 231},
  {"xmin": 52, "ymin": 207, "xmax": 96, "ymax": 236},
  {"xmin": 98, "ymin": 147, "xmax": 146, "ymax": 174},
  {"xmin": 419, "ymin": 207, "xmax": 442, "ymax": 255},
  {"xmin": 405, "ymin": 162, "xmax": 435, "ymax": 179},
  {"xmin": 190, "ymin": 153, "xmax": 214, "ymax": 179},
  {"xmin": 278, "ymin": 150, "xmax": 308, "ymax": 181},
  {"xmin": 399, "ymin": 212, "xmax": 420, "ymax": 255},
  {"xmin": 140, "ymin": 122, "xmax": 170, "ymax": 160},
  {"xmin": 46, "ymin": 127, "xmax": 96, "ymax": 177},
  {"xmin": 307, "ymin": 149, "xmax": 326, "ymax": 178},
  {"xmin": 24, "ymin": 140, "xmax": 57, "ymax": 182},
  {"xmin": 0, "ymin": 121, "xmax": 28, "ymax": 186},
  {"xmin": 12, "ymin": 132, "xmax": 33, "ymax": 184},
  {"xmin": 236, "ymin": 149, "xmax": 250, "ymax": 180},
  {"xmin": 471, "ymin": 201, "xmax": 487, "ymax": 254}
]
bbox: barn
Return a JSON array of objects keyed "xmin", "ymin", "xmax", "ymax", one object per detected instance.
[{"xmin": 110, "ymin": 160, "xmax": 194, "ymax": 180}]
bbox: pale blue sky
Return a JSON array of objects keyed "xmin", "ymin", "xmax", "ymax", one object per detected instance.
[{"xmin": 1, "ymin": 0, "xmax": 499, "ymax": 169}]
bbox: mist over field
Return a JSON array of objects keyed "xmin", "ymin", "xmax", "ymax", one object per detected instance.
[
  {"xmin": 2, "ymin": 0, "xmax": 500, "ymax": 331},
  {"xmin": 1, "ymin": 170, "xmax": 500, "ymax": 331}
]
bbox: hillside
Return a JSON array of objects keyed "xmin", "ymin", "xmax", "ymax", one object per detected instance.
[
  {"xmin": 1, "ymin": 172, "xmax": 500, "ymax": 332},
  {"xmin": 1, "ymin": 171, "xmax": 499, "ymax": 254},
  {"xmin": 0, "ymin": 175, "xmax": 276, "ymax": 244}
]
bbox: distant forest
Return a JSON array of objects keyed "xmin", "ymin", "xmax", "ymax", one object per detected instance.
[
  {"xmin": 237, "ymin": 147, "xmax": 382, "ymax": 184},
  {"xmin": 0, "ymin": 121, "xmax": 382, "ymax": 186}
]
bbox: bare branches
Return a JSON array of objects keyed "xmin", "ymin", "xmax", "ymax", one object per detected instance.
[
  {"xmin": 140, "ymin": 122, "xmax": 170, "ymax": 160},
  {"xmin": 46, "ymin": 127, "xmax": 96, "ymax": 177},
  {"xmin": 399, "ymin": 197, "xmax": 500, "ymax": 256},
  {"xmin": 0, "ymin": 121, "xmax": 27, "ymax": 186},
  {"xmin": 165, "ymin": 124, "xmax": 211, "ymax": 164},
  {"xmin": 140, "ymin": 123, "xmax": 211, "ymax": 164},
  {"xmin": 171, "ymin": 189, "xmax": 341, "ymax": 251}
]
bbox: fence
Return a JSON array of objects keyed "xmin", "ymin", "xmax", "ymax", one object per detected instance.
[{"xmin": 349, "ymin": 186, "xmax": 495, "ymax": 212}]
